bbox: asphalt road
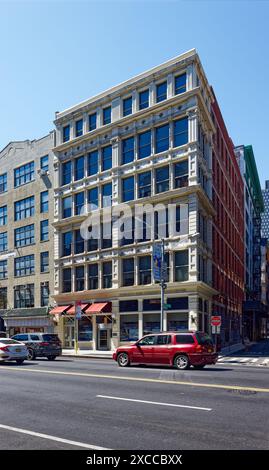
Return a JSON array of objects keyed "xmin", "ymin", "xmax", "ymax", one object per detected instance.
[{"xmin": 0, "ymin": 356, "xmax": 269, "ymax": 450}]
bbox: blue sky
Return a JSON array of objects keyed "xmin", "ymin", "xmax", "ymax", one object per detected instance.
[{"xmin": 0, "ymin": 0, "xmax": 268, "ymax": 185}]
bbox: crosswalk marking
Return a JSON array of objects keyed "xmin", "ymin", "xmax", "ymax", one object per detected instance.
[{"xmin": 218, "ymin": 356, "xmax": 269, "ymax": 366}]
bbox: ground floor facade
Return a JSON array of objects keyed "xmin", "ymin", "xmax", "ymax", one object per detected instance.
[
  {"xmin": 242, "ymin": 301, "xmax": 269, "ymax": 341},
  {"xmin": 0, "ymin": 308, "xmax": 55, "ymax": 337},
  {"xmin": 52, "ymin": 283, "xmax": 215, "ymax": 351}
]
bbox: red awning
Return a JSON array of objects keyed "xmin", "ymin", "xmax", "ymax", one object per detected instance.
[
  {"xmin": 67, "ymin": 303, "xmax": 90, "ymax": 315},
  {"xmin": 49, "ymin": 305, "xmax": 72, "ymax": 315},
  {"xmin": 84, "ymin": 302, "xmax": 111, "ymax": 314}
]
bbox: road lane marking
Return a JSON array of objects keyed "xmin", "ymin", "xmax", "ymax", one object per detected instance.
[
  {"xmin": 0, "ymin": 423, "xmax": 109, "ymax": 450},
  {"xmin": 97, "ymin": 395, "xmax": 212, "ymax": 411},
  {"xmin": 1, "ymin": 366, "xmax": 269, "ymax": 393}
]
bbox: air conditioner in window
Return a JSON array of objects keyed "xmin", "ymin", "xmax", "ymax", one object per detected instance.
[{"xmin": 38, "ymin": 169, "xmax": 48, "ymax": 177}]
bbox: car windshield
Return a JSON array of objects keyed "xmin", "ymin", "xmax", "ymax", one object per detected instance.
[
  {"xmin": 196, "ymin": 333, "xmax": 213, "ymax": 346},
  {"xmin": 0, "ymin": 339, "xmax": 21, "ymax": 345},
  {"xmin": 138, "ymin": 336, "xmax": 156, "ymax": 346}
]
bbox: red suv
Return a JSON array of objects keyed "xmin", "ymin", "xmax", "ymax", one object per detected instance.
[{"xmin": 113, "ymin": 331, "xmax": 218, "ymax": 370}]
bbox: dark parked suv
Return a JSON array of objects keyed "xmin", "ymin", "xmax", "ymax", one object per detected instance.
[{"xmin": 11, "ymin": 333, "xmax": 62, "ymax": 361}]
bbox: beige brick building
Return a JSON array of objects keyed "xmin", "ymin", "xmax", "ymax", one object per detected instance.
[{"xmin": 0, "ymin": 133, "xmax": 55, "ymax": 334}]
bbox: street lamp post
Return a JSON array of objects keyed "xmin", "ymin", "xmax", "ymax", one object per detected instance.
[{"xmin": 160, "ymin": 238, "xmax": 166, "ymax": 333}]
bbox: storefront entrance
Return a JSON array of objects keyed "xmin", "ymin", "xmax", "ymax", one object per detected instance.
[
  {"xmin": 65, "ymin": 324, "xmax": 75, "ymax": 348},
  {"xmin": 98, "ymin": 329, "xmax": 109, "ymax": 350}
]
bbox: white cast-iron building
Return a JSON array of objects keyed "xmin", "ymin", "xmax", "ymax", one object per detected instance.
[{"xmin": 51, "ymin": 49, "xmax": 217, "ymax": 351}]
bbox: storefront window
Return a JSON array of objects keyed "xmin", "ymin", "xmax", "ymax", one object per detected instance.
[
  {"xmin": 143, "ymin": 314, "xmax": 160, "ymax": 335},
  {"xmin": 78, "ymin": 317, "xmax": 93, "ymax": 341},
  {"xmin": 120, "ymin": 314, "xmax": 138, "ymax": 342},
  {"xmin": 167, "ymin": 312, "xmax": 188, "ymax": 331}
]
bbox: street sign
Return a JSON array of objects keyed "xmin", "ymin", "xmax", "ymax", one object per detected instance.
[
  {"xmin": 163, "ymin": 303, "xmax": 171, "ymax": 310},
  {"xmin": 212, "ymin": 325, "xmax": 221, "ymax": 334},
  {"xmin": 75, "ymin": 301, "xmax": 82, "ymax": 319},
  {"xmin": 153, "ymin": 243, "xmax": 162, "ymax": 282},
  {"xmin": 211, "ymin": 315, "xmax": 222, "ymax": 327}
]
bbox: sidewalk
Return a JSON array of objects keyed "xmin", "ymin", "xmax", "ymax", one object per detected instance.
[
  {"xmin": 63, "ymin": 342, "xmax": 255, "ymax": 359},
  {"xmin": 62, "ymin": 348, "xmax": 113, "ymax": 359}
]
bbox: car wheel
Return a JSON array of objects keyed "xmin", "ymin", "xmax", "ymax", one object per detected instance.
[
  {"xmin": 16, "ymin": 359, "xmax": 24, "ymax": 365},
  {"xmin": 117, "ymin": 352, "xmax": 130, "ymax": 367},
  {"xmin": 47, "ymin": 356, "xmax": 56, "ymax": 361},
  {"xmin": 174, "ymin": 354, "xmax": 190, "ymax": 370},
  {"xmin": 27, "ymin": 349, "xmax": 35, "ymax": 361},
  {"xmin": 193, "ymin": 365, "xmax": 205, "ymax": 370}
]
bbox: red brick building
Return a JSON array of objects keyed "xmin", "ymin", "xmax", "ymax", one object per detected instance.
[{"xmin": 211, "ymin": 89, "xmax": 245, "ymax": 347}]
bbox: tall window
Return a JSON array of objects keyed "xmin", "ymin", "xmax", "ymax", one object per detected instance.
[
  {"xmin": 102, "ymin": 183, "xmax": 112, "ymax": 207},
  {"xmin": 63, "ymin": 268, "xmax": 72, "ymax": 293},
  {"xmin": 175, "ymin": 250, "xmax": 189, "ymax": 281},
  {"xmin": 88, "ymin": 150, "xmax": 98, "ymax": 176},
  {"xmin": 14, "ymin": 284, "xmax": 34, "ymax": 308},
  {"xmin": 40, "ymin": 220, "xmax": 49, "ymax": 242},
  {"xmin": 75, "ymin": 266, "xmax": 85, "ymax": 291},
  {"xmin": 62, "ymin": 231, "xmax": 72, "ymax": 256},
  {"xmin": 40, "ymin": 252, "xmax": 49, "ymax": 273},
  {"xmin": 138, "ymin": 130, "xmax": 151, "ymax": 159},
  {"xmin": 40, "ymin": 155, "xmax": 49, "ymax": 172},
  {"xmin": 0, "ymin": 232, "xmax": 8, "ymax": 252},
  {"xmin": 122, "ymin": 258, "xmax": 134, "ymax": 286},
  {"xmin": 62, "ymin": 196, "xmax": 72, "ymax": 219},
  {"xmin": 15, "ymin": 255, "xmax": 35, "ymax": 277},
  {"xmin": 15, "ymin": 224, "xmax": 35, "ymax": 247},
  {"xmin": 138, "ymin": 171, "xmax": 151, "ymax": 198},
  {"xmin": 88, "ymin": 187, "xmax": 99, "ymax": 210},
  {"xmin": 156, "ymin": 81, "xmax": 167, "ymax": 103},
  {"xmin": 0, "ymin": 287, "xmax": 7, "ymax": 309},
  {"xmin": 0, "ymin": 173, "xmax": 7, "ymax": 193},
  {"xmin": 156, "ymin": 166, "xmax": 169, "ymax": 193},
  {"xmin": 103, "ymin": 107, "xmax": 111, "ymax": 125},
  {"xmin": 139, "ymin": 89, "xmax": 149, "ymax": 110},
  {"xmin": 62, "ymin": 161, "xmax": 72, "ymax": 185},
  {"xmin": 74, "ymin": 230, "xmax": 84, "ymax": 254},
  {"xmin": 122, "ymin": 176, "xmax": 134, "ymax": 202},
  {"xmin": 175, "ymin": 73, "xmax": 186, "ymax": 95},
  {"xmin": 74, "ymin": 156, "xmax": 85, "ymax": 181},
  {"xmin": 102, "ymin": 145, "xmax": 112, "ymax": 171},
  {"xmin": 155, "ymin": 124, "xmax": 169, "ymax": 153},
  {"xmin": 14, "ymin": 161, "xmax": 34, "ymax": 187},
  {"xmin": 41, "ymin": 282, "xmax": 49, "ymax": 307},
  {"xmin": 40, "ymin": 191, "xmax": 49, "ymax": 213},
  {"xmin": 0, "ymin": 260, "xmax": 7, "ymax": 279},
  {"xmin": 89, "ymin": 113, "xmax": 97, "ymax": 131},
  {"xmin": 174, "ymin": 160, "xmax": 188, "ymax": 188},
  {"xmin": 75, "ymin": 119, "xmax": 83, "ymax": 137},
  {"xmin": 88, "ymin": 264, "xmax": 98, "ymax": 290},
  {"xmin": 123, "ymin": 97, "xmax": 132, "ymax": 116},
  {"xmin": 122, "ymin": 137, "xmax": 134, "ymax": 164},
  {"xmin": 103, "ymin": 261, "xmax": 112, "ymax": 288},
  {"xmin": 174, "ymin": 117, "xmax": 188, "ymax": 147},
  {"xmin": 101, "ymin": 223, "xmax": 112, "ymax": 249},
  {"xmin": 14, "ymin": 197, "xmax": 34, "ymax": 221},
  {"xmin": 139, "ymin": 256, "xmax": 151, "ymax": 285},
  {"xmin": 63, "ymin": 125, "xmax": 70, "ymax": 142},
  {"xmin": 0, "ymin": 205, "xmax": 7, "ymax": 225},
  {"xmin": 75, "ymin": 192, "xmax": 85, "ymax": 215},
  {"xmin": 120, "ymin": 216, "xmax": 134, "ymax": 246}
]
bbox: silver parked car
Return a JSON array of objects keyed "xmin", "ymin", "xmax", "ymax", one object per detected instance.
[
  {"xmin": 0, "ymin": 338, "xmax": 28, "ymax": 364},
  {"xmin": 11, "ymin": 333, "xmax": 62, "ymax": 360}
]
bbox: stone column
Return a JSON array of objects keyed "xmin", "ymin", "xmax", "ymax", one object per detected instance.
[
  {"xmin": 188, "ymin": 295, "xmax": 199, "ymax": 330},
  {"xmin": 167, "ymin": 73, "xmax": 173, "ymax": 99}
]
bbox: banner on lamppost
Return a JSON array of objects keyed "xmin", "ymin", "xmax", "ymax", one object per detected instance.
[
  {"xmin": 75, "ymin": 301, "xmax": 82, "ymax": 319},
  {"xmin": 153, "ymin": 243, "xmax": 162, "ymax": 282}
]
